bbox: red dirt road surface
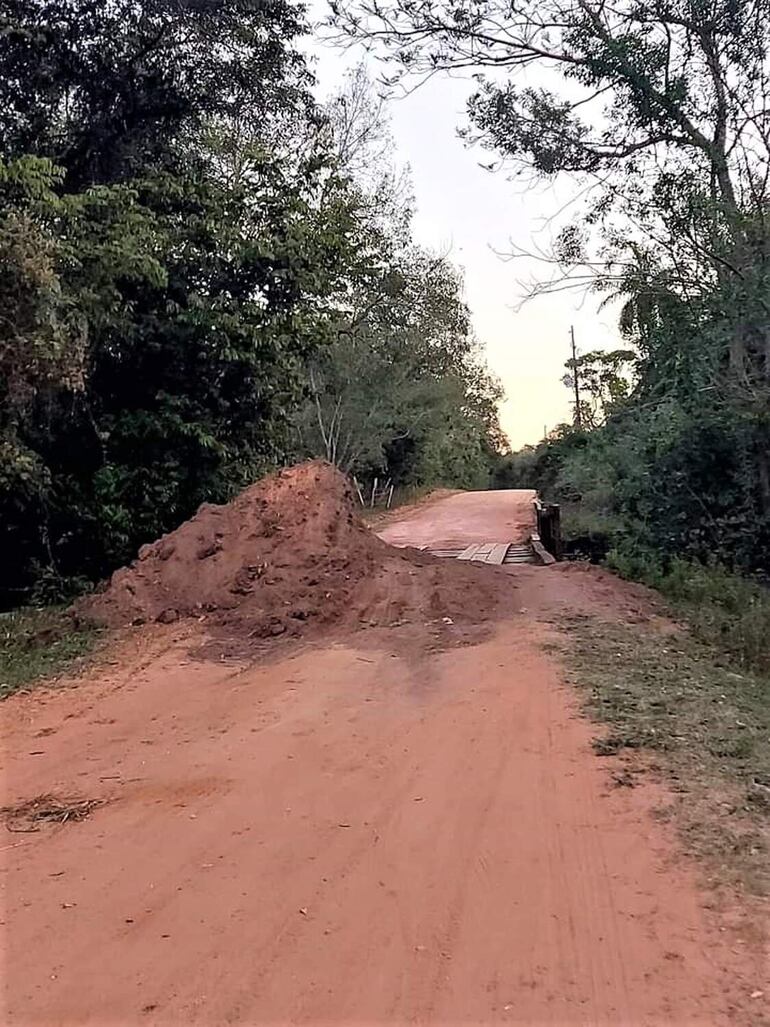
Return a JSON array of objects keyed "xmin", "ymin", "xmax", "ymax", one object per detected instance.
[
  {"xmin": 377, "ymin": 489, "xmax": 537, "ymax": 550},
  {"xmin": 1, "ymin": 480, "xmax": 764, "ymax": 1025}
]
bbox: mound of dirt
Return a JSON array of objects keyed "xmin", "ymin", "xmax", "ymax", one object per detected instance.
[{"xmin": 79, "ymin": 461, "xmax": 509, "ymax": 642}]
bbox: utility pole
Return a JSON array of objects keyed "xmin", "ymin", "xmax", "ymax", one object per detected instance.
[{"xmin": 570, "ymin": 325, "xmax": 583, "ymax": 429}]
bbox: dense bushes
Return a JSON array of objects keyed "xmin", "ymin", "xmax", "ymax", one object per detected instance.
[
  {"xmin": 496, "ymin": 397, "xmax": 770, "ymax": 575},
  {"xmin": 494, "ymin": 399, "xmax": 770, "ymax": 671}
]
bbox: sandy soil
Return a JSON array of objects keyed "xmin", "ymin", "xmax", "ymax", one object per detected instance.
[{"xmin": 1, "ymin": 488, "xmax": 765, "ymax": 1025}]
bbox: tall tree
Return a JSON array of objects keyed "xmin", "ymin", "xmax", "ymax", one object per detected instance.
[
  {"xmin": 330, "ymin": 0, "xmax": 770, "ymax": 369},
  {"xmin": 297, "ymin": 246, "xmax": 502, "ymax": 483},
  {"xmin": 564, "ymin": 349, "xmax": 637, "ymax": 430},
  {"xmin": 295, "ymin": 66, "xmax": 504, "ymax": 487},
  {"xmin": 0, "ymin": 0, "xmax": 312, "ymax": 188}
]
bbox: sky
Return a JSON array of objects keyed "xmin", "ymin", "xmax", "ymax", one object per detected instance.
[{"xmin": 309, "ymin": 36, "xmax": 622, "ymax": 450}]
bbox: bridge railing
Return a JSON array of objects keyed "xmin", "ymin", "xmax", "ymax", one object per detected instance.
[{"xmin": 533, "ymin": 498, "xmax": 562, "ymax": 562}]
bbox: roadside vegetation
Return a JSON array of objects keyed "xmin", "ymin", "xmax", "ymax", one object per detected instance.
[
  {"xmin": 0, "ymin": 607, "xmax": 101, "ymax": 700},
  {"xmin": 497, "ymin": 429, "xmax": 770, "ymax": 676},
  {"xmin": 557, "ymin": 614, "xmax": 770, "ymax": 895},
  {"xmin": 326, "ymin": 0, "xmax": 770, "ymax": 675},
  {"xmin": 0, "ymin": 6, "xmax": 504, "ymax": 613}
]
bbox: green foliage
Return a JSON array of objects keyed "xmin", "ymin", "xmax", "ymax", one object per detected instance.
[
  {"xmin": 0, "ymin": 606, "xmax": 100, "ymax": 699},
  {"xmin": 1, "ymin": 34, "xmax": 505, "ymax": 606},
  {"xmin": 1, "ymin": 151, "xmax": 358, "ymax": 600},
  {"xmin": 294, "ymin": 67, "xmax": 505, "ymax": 490},
  {"xmin": 0, "ymin": 1, "xmax": 367, "ymax": 605},
  {"xmin": 492, "ymin": 426, "xmax": 589, "ymax": 499},
  {"xmin": 297, "ymin": 247, "xmax": 503, "ymax": 488},
  {"xmin": 0, "ymin": 157, "xmax": 85, "ymax": 419},
  {"xmin": 608, "ymin": 548, "xmax": 770, "ymax": 674},
  {"xmin": 0, "ymin": 0, "xmax": 311, "ymax": 189},
  {"xmin": 565, "ymin": 348, "xmax": 637, "ymax": 429}
]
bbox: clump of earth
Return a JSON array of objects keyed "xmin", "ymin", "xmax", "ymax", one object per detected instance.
[{"xmin": 80, "ymin": 460, "xmax": 509, "ymax": 641}]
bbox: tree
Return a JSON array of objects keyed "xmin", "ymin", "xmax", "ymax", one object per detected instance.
[
  {"xmin": 294, "ymin": 65, "xmax": 504, "ymax": 488},
  {"xmin": 0, "ymin": 0, "xmax": 312, "ymax": 189},
  {"xmin": 0, "ymin": 156, "xmax": 87, "ymax": 601},
  {"xmin": 322, "ymin": 62, "xmax": 413, "ymax": 246},
  {"xmin": 330, "ymin": 0, "xmax": 770, "ymax": 379},
  {"xmin": 331, "ymin": 0, "xmax": 769, "ymax": 215},
  {"xmin": 326, "ymin": 62, "xmax": 390, "ymax": 182},
  {"xmin": 296, "ymin": 245, "xmax": 504, "ymax": 486},
  {"xmin": 565, "ymin": 348, "xmax": 637, "ymax": 430},
  {"xmin": 0, "ymin": 158, "xmax": 85, "ymax": 421}
]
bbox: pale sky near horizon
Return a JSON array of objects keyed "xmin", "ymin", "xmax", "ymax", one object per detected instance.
[{"xmin": 309, "ymin": 33, "xmax": 622, "ymax": 450}]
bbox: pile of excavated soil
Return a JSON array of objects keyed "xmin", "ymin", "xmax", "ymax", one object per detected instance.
[{"xmin": 80, "ymin": 461, "xmax": 510, "ymax": 641}]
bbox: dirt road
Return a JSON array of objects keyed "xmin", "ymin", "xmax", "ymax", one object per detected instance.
[
  {"xmin": 377, "ymin": 488, "xmax": 536, "ymax": 550},
  {"xmin": 1, "ymin": 490, "xmax": 761, "ymax": 1025}
]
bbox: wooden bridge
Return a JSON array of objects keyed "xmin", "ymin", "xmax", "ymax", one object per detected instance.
[
  {"xmin": 377, "ymin": 489, "xmax": 561, "ymax": 565},
  {"xmin": 424, "ymin": 541, "xmax": 545, "ymax": 565}
]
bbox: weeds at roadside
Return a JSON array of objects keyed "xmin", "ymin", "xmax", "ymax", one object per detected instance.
[
  {"xmin": 558, "ymin": 613, "xmax": 770, "ymax": 895},
  {"xmin": 0, "ymin": 607, "xmax": 102, "ymax": 700},
  {"xmin": 560, "ymin": 501, "xmax": 770, "ymax": 676},
  {"xmin": 607, "ymin": 549, "xmax": 770, "ymax": 674}
]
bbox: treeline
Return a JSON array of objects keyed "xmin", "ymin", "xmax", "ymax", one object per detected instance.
[
  {"xmin": 495, "ymin": 271, "xmax": 770, "ymax": 579},
  {"xmin": 329, "ymin": 0, "xmax": 770, "ymax": 582},
  {"xmin": 0, "ymin": 3, "xmax": 504, "ymax": 606}
]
